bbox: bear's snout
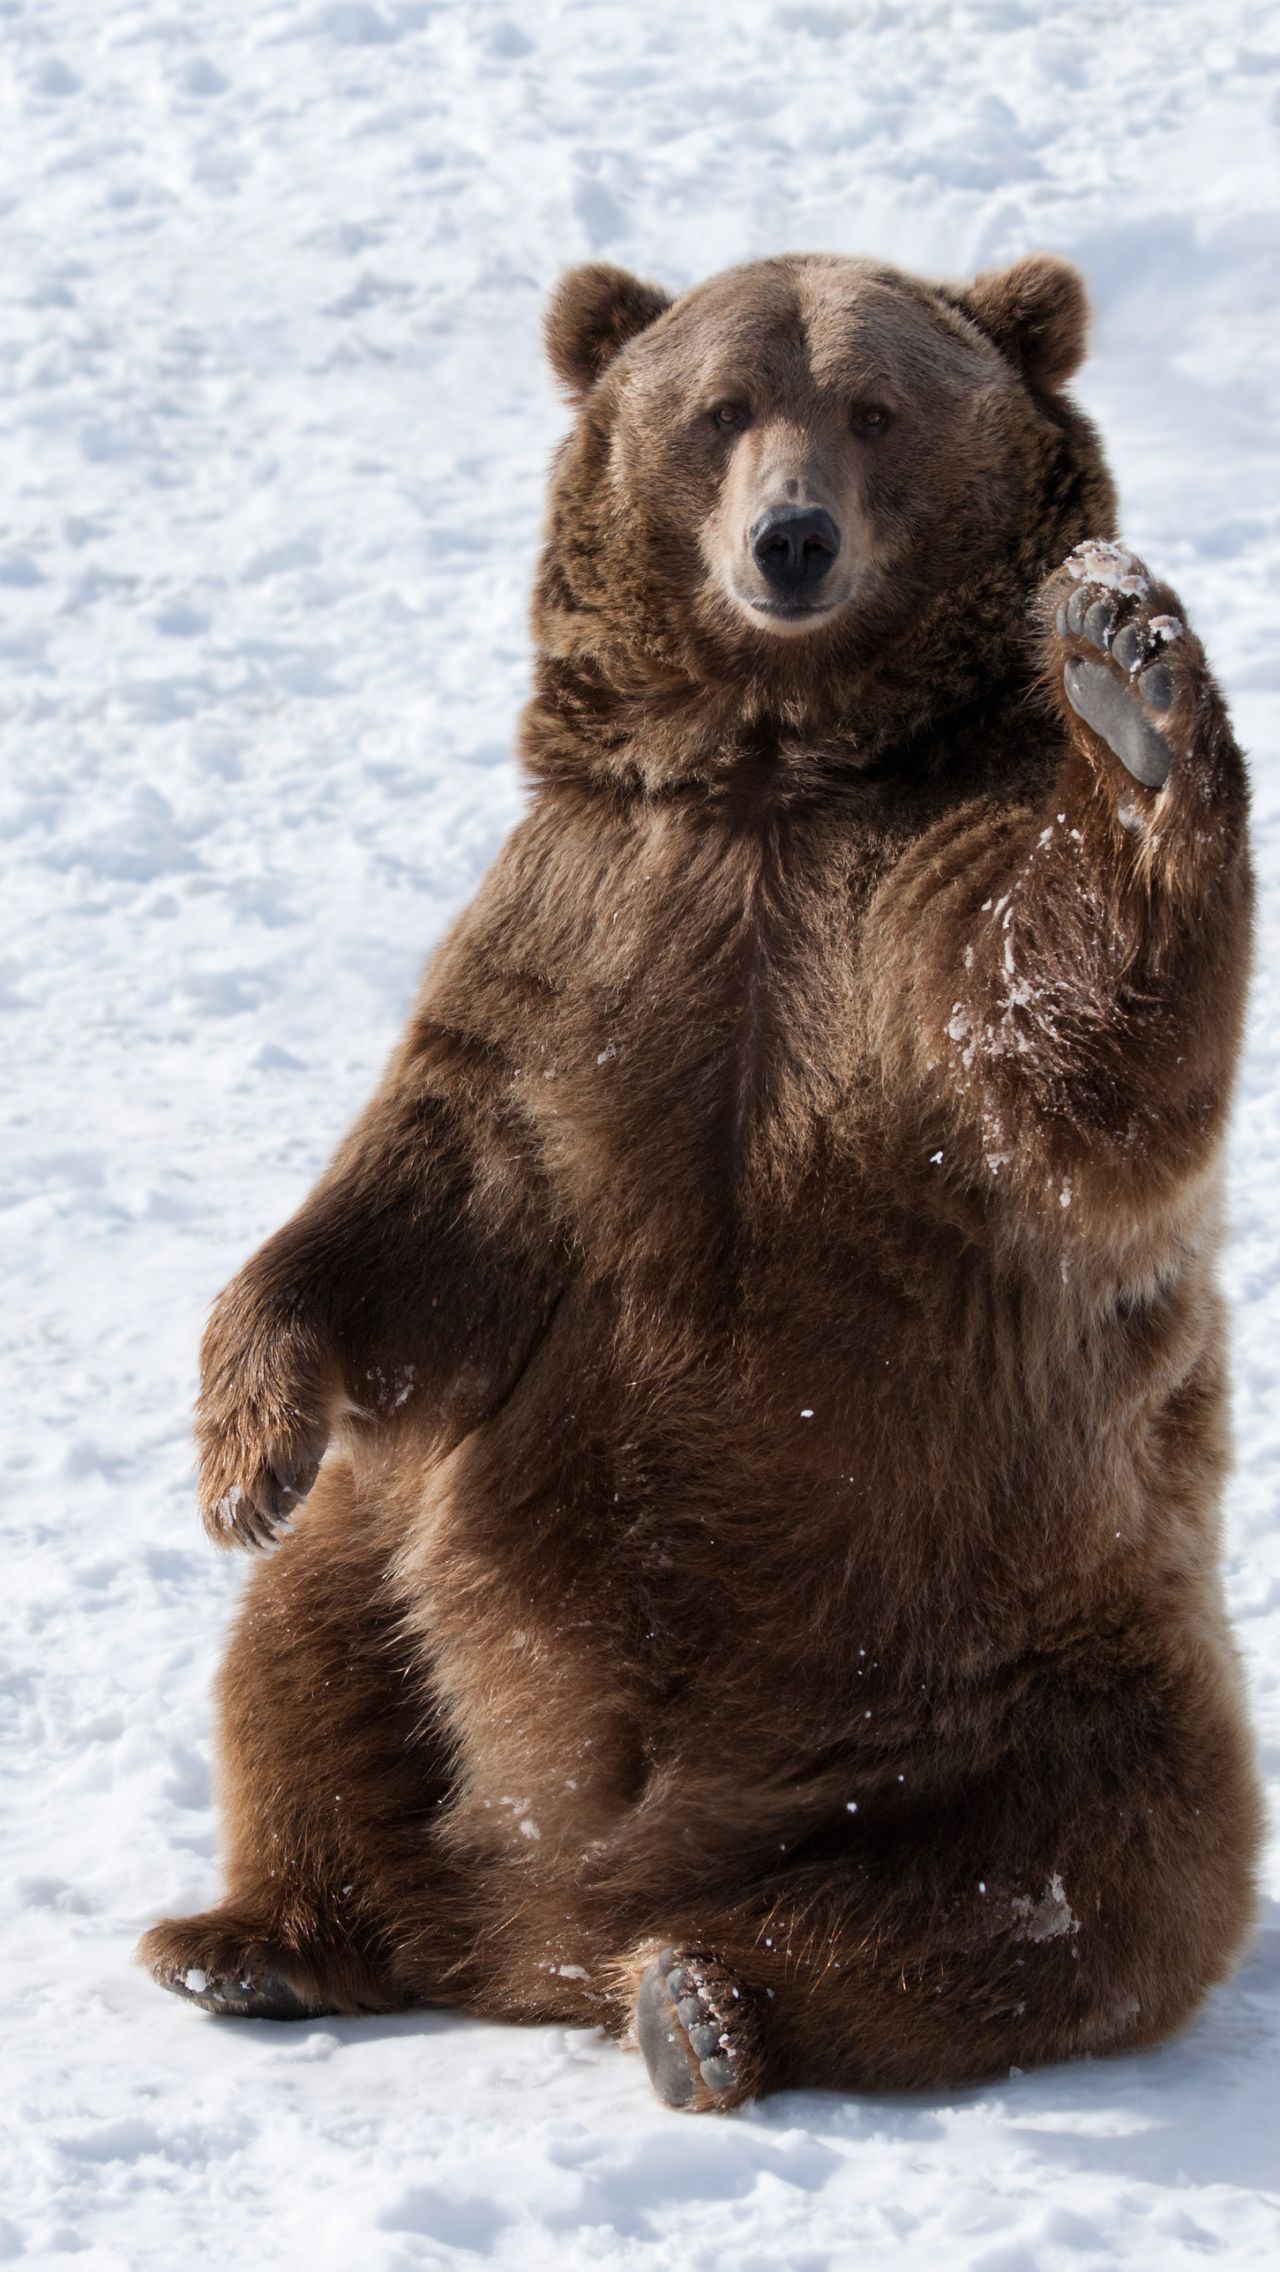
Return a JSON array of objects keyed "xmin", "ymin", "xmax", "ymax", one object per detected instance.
[{"xmin": 749, "ymin": 506, "xmax": 841, "ymax": 603}]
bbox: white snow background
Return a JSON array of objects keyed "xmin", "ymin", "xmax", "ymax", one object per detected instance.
[{"xmin": 1, "ymin": 2, "xmax": 1278, "ymax": 2266}]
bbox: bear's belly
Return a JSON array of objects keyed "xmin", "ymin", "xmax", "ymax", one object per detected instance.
[{"xmin": 388, "ymin": 1239, "xmax": 1218, "ymax": 1873}]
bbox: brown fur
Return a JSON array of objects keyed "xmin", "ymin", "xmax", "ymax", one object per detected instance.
[{"xmin": 139, "ymin": 252, "xmax": 1261, "ymax": 2104}]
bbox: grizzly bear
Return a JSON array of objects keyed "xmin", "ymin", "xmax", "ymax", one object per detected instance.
[{"xmin": 140, "ymin": 250, "xmax": 1261, "ymax": 2114}]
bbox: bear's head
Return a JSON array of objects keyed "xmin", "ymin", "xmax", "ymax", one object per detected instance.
[{"xmin": 524, "ymin": 253, "xmax": 1117, "ymax": 787}]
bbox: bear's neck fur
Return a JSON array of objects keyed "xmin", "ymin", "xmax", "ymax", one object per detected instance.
[{"xmin": 519, "ymin": 581, "xmax": 1029, "ymax": 797}]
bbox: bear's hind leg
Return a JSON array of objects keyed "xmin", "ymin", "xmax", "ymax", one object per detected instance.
[
  {"xmin": 139, "ymin": 1462, "xmax": 474, "ymax": 2021},
  {"xmin": 611, "ymin": 1653, "xmax": 1261, "ymax": 2110},
  {"xmin": 138, "ymin": 1905, "xmax": 344, "ymax": 2019}
]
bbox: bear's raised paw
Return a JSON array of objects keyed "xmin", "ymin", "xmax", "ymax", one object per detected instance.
[{"xmin": 1047, "ymin": 540, "xmax": 1196, "ymax": 793}]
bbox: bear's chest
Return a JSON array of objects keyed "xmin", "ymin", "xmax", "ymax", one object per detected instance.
[{"xmin": 520, "ymin": 798, "xmax": 886, "ymax": 1256}]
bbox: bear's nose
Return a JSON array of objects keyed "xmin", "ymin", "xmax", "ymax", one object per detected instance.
[{"xmin": 750, "ymin": 506, "xmax": 841, "ymax": 596}]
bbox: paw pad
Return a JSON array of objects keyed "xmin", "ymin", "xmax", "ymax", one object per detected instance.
[
  {"xmin": 1052, "ymin": 543, "xmax": 1188, "ymax": 794},
  {"xmin": 1137, "ymin": 661, "xmax": 1174, "ymax": 711},
  {"xmin": 635, "ymin": 1947, "xmax": 758, "ymax": 2112}
]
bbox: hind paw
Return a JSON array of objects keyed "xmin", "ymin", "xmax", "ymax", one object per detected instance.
[
  {"xmin": 634, "ymin": 1947, "xmax": 763, "ymax": 2113},
  {"xmin": 138, "ymin": 1913, "xmax": 332, "ymax": 2021}
]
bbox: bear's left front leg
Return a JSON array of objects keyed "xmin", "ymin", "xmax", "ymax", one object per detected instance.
[{"xmin": 876, "ymin": 542, "xmax": 1252, "ymax": 1260}]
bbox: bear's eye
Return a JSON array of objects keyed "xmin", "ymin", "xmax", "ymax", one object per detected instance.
[
  {"xmin": 852, "ymin": 403, "xmax": 892, "ymax": 435},
  {"xmin": 711, "ymin": 402, "xmax": 751, "ymax": 434}
]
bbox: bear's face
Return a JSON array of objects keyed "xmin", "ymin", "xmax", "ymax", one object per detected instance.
[
  {"xmin": 665, "ymin": 262, "xmax": 1026, "ymax": 644},
  {"xmin": 534, "ymin": 253, "xmax": 1112, "ymax": 759}
]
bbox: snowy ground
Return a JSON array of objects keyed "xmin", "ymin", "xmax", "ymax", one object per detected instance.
[{"xmin": 2, "ymin": 2, "xmax": 1279, "ymax": 2265}]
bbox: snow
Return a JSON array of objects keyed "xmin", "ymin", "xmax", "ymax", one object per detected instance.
[
  {"xmin": 1009, "ymin": 1875, "xmax": 1081, "ymax": 1949},
  {"xmin": 1063, "ymin": 540, "xmax": 1152, "ymax": 596},
  {"xmin": 1, "ymin": 0, "xmax": 1278, "ymax": 2265}
]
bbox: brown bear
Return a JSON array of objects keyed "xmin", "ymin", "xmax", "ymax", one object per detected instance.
[{"xmin": 140, "ymin": 250, "xmax": 1262, "ymax": 2115}]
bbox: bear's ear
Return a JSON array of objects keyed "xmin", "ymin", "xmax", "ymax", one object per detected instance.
[
  {"xmin": 960, "ymin": 254, "xmax": 1090, "ymax": 392},
  {"xmin": 544, "ymin": 263, "xmax": 673, "ymax": 400}
]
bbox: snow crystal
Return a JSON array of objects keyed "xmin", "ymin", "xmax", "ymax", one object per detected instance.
[
  {"xmin": 1010, "ymin": 1872, "xmax": 1080, "ymax": 1944},
  {"xmin": 1064, "ymin": 539, "xmax": 1150, "ymax": 597},
  {"xmin": 1148, "ymin": 614, "xmax": 1185, "ymax": 644}
]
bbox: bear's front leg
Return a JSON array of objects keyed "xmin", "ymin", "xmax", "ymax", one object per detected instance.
[
  {"xmin": 194, "ymin": 1049, "xmax": 562, "ymax": 1551},
  {"xmin": 875, "ymin": 540, "xmax": 1252, "ymax": 1257}
]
